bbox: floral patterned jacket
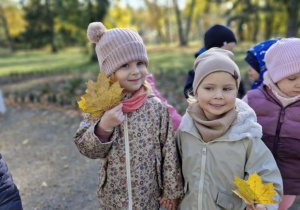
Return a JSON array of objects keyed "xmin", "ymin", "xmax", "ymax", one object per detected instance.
[{"xmin": 74, "ymin": 93, "xmax": 183, "ymax": 210}]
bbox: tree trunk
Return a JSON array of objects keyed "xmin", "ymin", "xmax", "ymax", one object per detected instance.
[
  {"xmin": 91, "ymin": 43, "xmax": 98, "ymax": 61},
  {"xmin": 238, "ymin": 19, "xmax": 244, "ymax": 41},
  {"xmin": 264, "ymin": 14, "xmax": 273, "ymax": 39},
  {"xmin": 0, "ymin": 7, "xmax": 16, "ymax": 52},
  {"xmin": 184, "ymin": 0, "xmax": 196, "ymax": 42},
  {"xmin": 164, "ymin": 0, "xmax": 172, "ymax": 43},
  {"xmin": 50, "ymin": 22, "xmax": 57, "ymax": 53},
  {"xmin": 46, "ymin": 0, "xmax": 57, "ymax": 53},
  {"xmin": 252, "ymin": 13, "xmax": 259, "ymax": 42},
  {"xmin": 203, "ymin": 0, "xmax": 211, "ymax": 30},
  {"xmin": 172, "ymin": 0, "xmax": 187, "ymax": 46},
  {"xmin": 286, "ymin": 0, "xmax": 299, "ymax": 37},
  {"xmin": 89, "ymin": 0, "xmax": 109, "ymax": 61}
]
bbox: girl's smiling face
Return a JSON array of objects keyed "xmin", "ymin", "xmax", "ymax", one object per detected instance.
[
  {"xmin": 114, "ymin": 60, "xmax": 147, "ymax": 93},
  {"xmin": 276, "ymin": 72, "xmax": 300, "ymax": 97},
  {"xmin": 196, "ymin": 71, "xmax": 238, "ymax": 120}
]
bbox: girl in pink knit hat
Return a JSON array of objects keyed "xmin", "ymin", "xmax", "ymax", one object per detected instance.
[
  {"xmin": 244, "ymin": 38, "xmax": 300, "ymax": 210},
  {"xmin": 73, "ymin": 22, "xmax": 183, "ymax": 210}
]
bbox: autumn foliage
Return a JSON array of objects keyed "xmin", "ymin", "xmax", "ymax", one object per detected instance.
[{"xmin": 77, "ymin": 73, "xmax": 123, "ymax": 118}]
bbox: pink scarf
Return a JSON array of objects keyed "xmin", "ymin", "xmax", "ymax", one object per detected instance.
[{"xmin": 121, "ymin": 86, "xmax": 148, "ymax": 113}]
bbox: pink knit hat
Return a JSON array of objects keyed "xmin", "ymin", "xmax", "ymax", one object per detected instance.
[
  {"xmin": 265, "ymin": 38, "xmax": 300, "ymax": 83},
  {"xmin": 87, "ymin": 22, "xmax": 149, "ymax": 76}
]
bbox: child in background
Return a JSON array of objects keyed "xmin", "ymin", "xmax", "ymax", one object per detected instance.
[
  {"xmin": 0, "ymin": 153, "xmax": 23, "ymax": 210},
  {"xmin": 74, "ymin": 22, "xmax": 183, "ymax": 210},
  {"xmin": 244, "ymin": 38, "xmax": 279, "ymax": 89},
  {"xmin": 177, "ymin": 48, "xmax": 283, "ymax": 210},
  {"xmin": 244, "ymin": 38, "xmax": 300, "ymax": 210},
  {"xmin": 146, "ymin": 74, "xmax": 182, "ymax": 130},
  {"xmin": 184, "ymin": 24, "xmax": 245, "ymax": 99}
]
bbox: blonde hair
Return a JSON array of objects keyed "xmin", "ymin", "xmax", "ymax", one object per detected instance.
[
  {"xmin": 133, "ymin": 80, "xmax": 152, "ymax": 97},
  {"xmin": 187, "ymin": 94, "xmax": 198, "ymax": 105},
  {"xmin": 143, "ymin": 80, "xmax": 152, "ymax": 95}
]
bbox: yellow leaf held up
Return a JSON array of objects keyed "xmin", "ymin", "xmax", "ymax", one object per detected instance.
[
  {"xmin": 77, "ymin": 73, "xmax": 123, "ymax": 118},
  {"xmin": 227, "ymin": 172, "xmax": 278, "ymax": 210}
]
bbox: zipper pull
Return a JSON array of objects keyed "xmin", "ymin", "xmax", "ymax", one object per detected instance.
[
  {"xmin": 280, "ymin": 108, "xmax": 285, "ymax": 123},
  {"xmin": 202, "ymin": 145, "xmax": 207, "ymax": 154}
]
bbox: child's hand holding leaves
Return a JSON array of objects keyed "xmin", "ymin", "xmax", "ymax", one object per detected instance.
[
  {"xmin": 246, "ymin": 204, "xmax": 267, "ymax": 210},
  {"xmin": 99, "ymin": 103, "xmax": 124, "ymax": 131},
  {"xmin": 78, "ymin": 73, "xmax": 123, "ymax": 118},
  {"xmin": 225, "ymin": 172, "xmax": 277, "ymax": 210}
]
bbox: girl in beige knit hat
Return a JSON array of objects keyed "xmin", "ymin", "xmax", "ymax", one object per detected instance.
[
  {"xmin": 74, "ymin": 22, "xmax": 183, "ymax": 210},
  {"xmin": 176, "ymin": 48, "xmax": 283, "ymax": 210}
]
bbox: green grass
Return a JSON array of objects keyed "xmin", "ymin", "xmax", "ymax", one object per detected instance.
[
  {"xmin": 0, "ymin": 48, "xmax": 92, "ymax": 76},
  {"xmin": 0, "ymin": 44, "xmax": 251, "ymax": 77}
]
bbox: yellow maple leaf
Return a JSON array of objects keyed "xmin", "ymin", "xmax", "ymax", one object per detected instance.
[
  {"xmin": 77, "ymin": 73, "xmax": 123, "ymax": 118},
  {"xmin": 229, "ymin": 172, "xmax": 277, "ymax": 209}
]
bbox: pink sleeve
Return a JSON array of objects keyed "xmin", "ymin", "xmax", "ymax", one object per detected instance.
[
  {"xmin": 146, "ymin": 74, "xmax": 182, "ymax": 130},
  {"xmin": 94, "ymin": 123, "xmax": 113, "ymax": 143}
]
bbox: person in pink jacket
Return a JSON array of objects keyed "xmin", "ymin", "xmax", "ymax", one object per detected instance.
[{"xmin": 146, "ymin": 74, "xmax": 182, "ymax": 130}]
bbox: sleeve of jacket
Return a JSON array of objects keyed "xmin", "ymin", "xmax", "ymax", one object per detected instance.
[
  {"xmin": 0, "ymin": 154, "xmax": 23, "ymax": 210},
  {"xmin": 159, "ymin": 105, "xmax": 184, "ymax": 200},
  {"xmin": 175, "ymin": 129, "xmax": 183, "ymax": 165},
  {"xmin": 244, "ymin": 137, "xmax": 283, "ymax": 210},
  {"xmin": 73, "ymin": 113, "xmax": 118, "ymax": 159}
]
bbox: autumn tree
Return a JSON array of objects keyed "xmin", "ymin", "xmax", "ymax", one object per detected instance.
[
  {"xmin": 172, "ymin": 0, "xmax": 196, "ymax": 46},
  {"xmin": 84, "ymin": 0, "xmax": 109, "ymax": 61},
  {"xmin": 22, "ymin": 0, "xmax": 53, "ymax": 49},
  {"xmin": 0, "ymin": 5, "xmax": 15, "ymax": 51},
  {"xmin": 0, "ymin": 0, "xmax": 26, "ymax": 51}
]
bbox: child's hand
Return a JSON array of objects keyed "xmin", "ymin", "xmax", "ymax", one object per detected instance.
[
  {"xmin": 158, "ymin": 197, "xmax": 178, "ymax": 210},
  {"xmin": 99, "ymin": 103, "xmax": 124, "ymax": 130},
  {"xmin": 246, "ymin": 204, "xmax": 267, "ymax": 210}
]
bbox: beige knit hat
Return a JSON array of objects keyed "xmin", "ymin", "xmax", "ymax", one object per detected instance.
[
  {"xmin": 193, "ymin": 47, "xmax": 240, "ymax": 95},
  {"xmin": 87, "ymin": 22, "xmax": 149, "ymax": 76}
]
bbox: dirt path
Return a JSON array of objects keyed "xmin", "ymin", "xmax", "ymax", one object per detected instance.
[
  {"xmin": 0, "ymin": 105, "xmax": 100, "ymax": 210},
  {"xmin": 1, "ymin": 105, "xmax": 300, "ymax": 210}
]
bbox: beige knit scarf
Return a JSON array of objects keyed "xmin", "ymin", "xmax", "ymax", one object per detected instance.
[{"xmin": 187, "ymin": 102, "xmax": 238, "ymax": 142}]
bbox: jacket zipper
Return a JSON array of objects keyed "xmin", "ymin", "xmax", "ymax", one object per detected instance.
[
  {"xmin": 273, "ymin": 107, "xmax": 284, "ymax": 158},
  {"xmin": 198, "ymin": 144, "xmax": 207, "ymax": 210},
  {"xmin": 124, "ymin": 114, "xmax": 133, "ymax": 210},
  {"xmin": 261, "ymin": 87, "xmax": 299, "ymax": 160}
]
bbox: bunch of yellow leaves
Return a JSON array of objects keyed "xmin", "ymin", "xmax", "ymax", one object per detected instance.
[
  {"xmin": 78, "ymin": 73, "xmax": 123, "ymax": 118},
  {"xmin": 228, "ymin": 172, "xmax": 277, "ymax": 210}
]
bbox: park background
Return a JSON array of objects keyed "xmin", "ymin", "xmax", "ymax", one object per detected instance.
[
  {"xmin": 1, "ymin": 0, "xmax": 299, "ymax": 114},
  {"xmin": 0, "ymin": 0, "xmax": 300, "ymax": 209}
]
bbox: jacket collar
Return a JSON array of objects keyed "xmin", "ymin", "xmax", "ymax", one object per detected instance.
[
  {"xmin": 179, "ymin": 112, "xmax": 202, "ymax": 140},
  {"xmin": 179, "ymin": 99, "xmax": 262, "ymax": 142}
]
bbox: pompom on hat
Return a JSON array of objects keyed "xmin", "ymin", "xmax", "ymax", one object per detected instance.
[
  {"xmin": 87, "ymin": 22, "xmax": 149, "ymax": 76},
  {"xmin": 193, "ymin": 47, "xmax": 240, "ymax": 95},
  {"xmin": 265, "ymin": 38, "xmax": 300, "ymax": 83}
]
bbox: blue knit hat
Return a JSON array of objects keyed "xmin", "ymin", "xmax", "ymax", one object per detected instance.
[
  {"xmin": 245, "ymin": 38, "xmax": 280, "ymax": 89},
  {"xmin": 204, "ymin": 24, "xmax": 237, "ymax": 50}
]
